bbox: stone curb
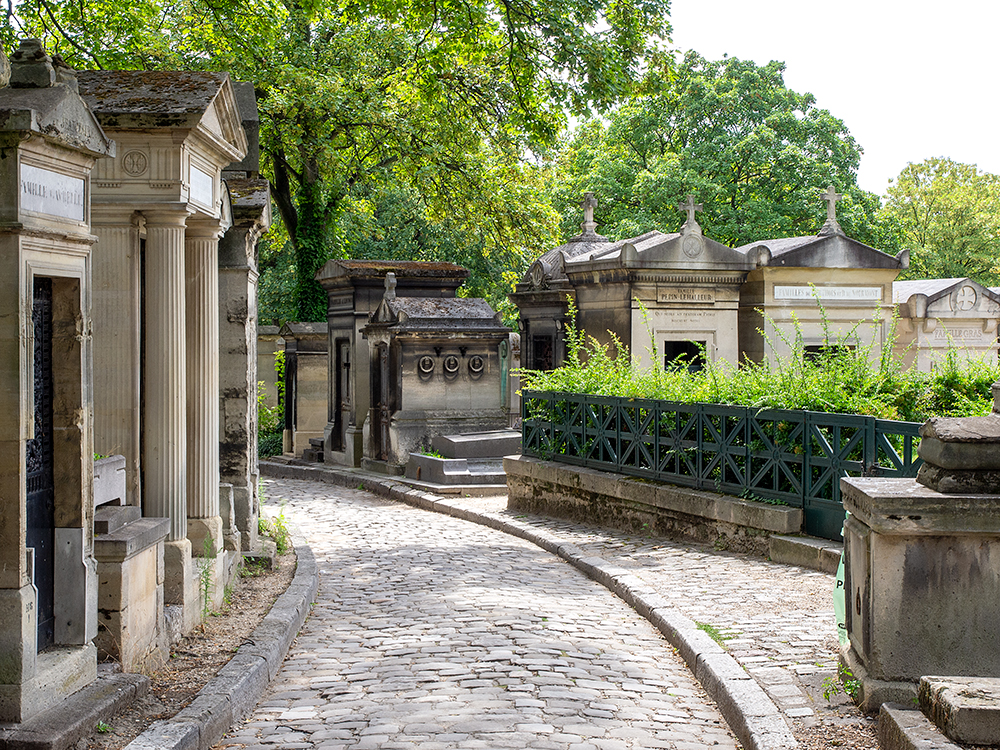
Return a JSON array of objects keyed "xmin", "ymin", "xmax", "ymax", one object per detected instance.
[
  {"xmin": 123, "ymin": 527, "xmax": 319, "ymax": 750},
  {"xmin": 261, "ymin": 460, "xmax": 799, "ymax": 750}
]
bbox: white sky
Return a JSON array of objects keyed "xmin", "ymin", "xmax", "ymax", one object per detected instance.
[{"xmin": 668, "ymin": 0, "xmax": 1000, "ymax": 196}]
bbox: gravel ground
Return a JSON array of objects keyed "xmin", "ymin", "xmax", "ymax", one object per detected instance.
[{"xmin": 75, "ymin": 543, "xmax": 296, "ymax": 750}]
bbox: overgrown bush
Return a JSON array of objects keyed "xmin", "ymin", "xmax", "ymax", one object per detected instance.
[
  {"xmin": 258, "ymin": 350, "xmax": 285, "ymax": 458},
  {"xmin": 520, "ymin": 299, "xmax": 998, "ymax": 423}
]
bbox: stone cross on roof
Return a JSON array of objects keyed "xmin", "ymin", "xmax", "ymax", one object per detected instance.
[
  {"xmin": 822, "ymin": 186, "xmax": 842, "ymax": 221},
  {"xmin": 677, "ymin": 195, "xmax": 703, "ymax": 230},
  {"xmin": 818, "ymin": 185, "xmax": 845, "ymax": 236}
]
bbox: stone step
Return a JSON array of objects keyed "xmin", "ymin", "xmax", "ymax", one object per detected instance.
[
  {"xmin": 93, "ymin": 504, "xmax": 141, "ymax": 534},
  {"xmin": 920, "ymin": 676, "xmax": 1000, "ymax": 746},
  {"xmin": 768, "ymin": 534, "xmax": 842, "ymax": 574},
  {"xmin": 878, "ymin": 703, "xmax": 962, "ymax": 750}
]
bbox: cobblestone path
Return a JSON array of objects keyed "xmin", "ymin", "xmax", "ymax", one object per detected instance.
[{"xmin": 220, "ymin": 479, "xmax": 738, "ymax": 750}]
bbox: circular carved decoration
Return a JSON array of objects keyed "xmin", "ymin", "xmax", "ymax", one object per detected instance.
[
  {"xmin": 682, "ymin": 235, "xmax": 704, "ymax": 258},
  {"xmin": 122, "ymin": 150, "xmax": 148, "ymax": 176},
  {"xmin": 469, "ymin": 355, "xmax": 485, "ymax": 374},
  {"xmin": 443, "ymin": 355, "xmax": 460, "ymax": 374},
  {"xmin": 530, "ymin": 263, "xmax": 545, "ymax": 290},
  {"xmin": 418, "ymin": 356, "xmax": 434, "ymax": 374},
  {"xmin": 956, "ymin": 285, "xmax": 978, "ymax": 311}
]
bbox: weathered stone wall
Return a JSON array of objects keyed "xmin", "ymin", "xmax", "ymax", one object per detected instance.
[{"xmin": 505, "ymin": 455, "xmax": 802, "ymax": 556}]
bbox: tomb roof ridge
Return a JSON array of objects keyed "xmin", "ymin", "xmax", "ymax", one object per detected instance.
[
  {"xmin": 893, "ymin": 277, "xmax": 1000, "ymax": 305},
  {"xmin": 77, "ymin": 70, "xmax": 229, "ymax": 118},
  {"xmin": 316, "ymin": 259, "xmax": 469, "ymax": 281},
  {"xmin": 735, "ymin": 232, "xmax": 904, "ymax": 269}
]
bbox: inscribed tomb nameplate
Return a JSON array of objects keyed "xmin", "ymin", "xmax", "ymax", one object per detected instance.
[
  {"xmin": 20, "ymin": 164, "xmax": 85, "ymax": 221},
  {"xmin": 774, "ymin": 286, "xmax": 881, "ymax": 302},
  {"xmin": 190, "ymin": 165, "xmax": 214, "ymax": 208},
  {"xmin": 657, "ymin": 290, "xmax": 716, "ymax": 304}
]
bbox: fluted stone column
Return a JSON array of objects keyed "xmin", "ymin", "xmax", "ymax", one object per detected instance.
[
  {"xmin": 143, "ymin": 210, "xmax": 190, "ymax": 540},
  {"xmin": 143, "ymin": 210, "xmax": 196, "ymax": 626},
  {"xmin": 185, "ymin": 220, "xmax": 224, "ymax": 558},
  {"xmin": 91, "ymin": 206, "xmax": 142, "ymax": 506}
]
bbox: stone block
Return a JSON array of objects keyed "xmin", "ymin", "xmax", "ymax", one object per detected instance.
[
  {"xmin": 187, "ymin": 516, "xmax": 224, "ymax": 558},
  {"xmin": 200, "ymin": 653, "xmax": 269, "ymax": 723},
  {"xmin": 174, "ymin": 693, "xmax": 233, "ymax": 750},
  {"xmin": 432, "ymin": 430, "xmax": 521, "ymax": 458},
  {"xmin": 125, "ymin": 719, "xmax": 200, "ymax": 750},
  {"xmin": 93, "ymin": 454, "xmax": 127, "ymax": 506},
  {"xmin": 920, "ymin": 676, "xmax": 1000, "ymax": 746},
  {"xmin": 878, "ymin": 703, "xmax": 962, "ymax": 750},
  {"xmin": 769, "ymin": 534, "xmax": 842, "ymax": 574}
]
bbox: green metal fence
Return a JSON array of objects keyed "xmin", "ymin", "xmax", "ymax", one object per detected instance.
[{"xmin": 521, "ymin": 390, "xmax": 923, "ymax": 540}]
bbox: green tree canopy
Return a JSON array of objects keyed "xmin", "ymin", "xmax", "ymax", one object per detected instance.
[
  {"xmin": 6, "ymin": 0, "xmax": 670, "ymax": 320},
  {"xmin": 547, "ymin": 50, "xmax": 897, "ymax": 249},
  {"xmin": 881, "ymin": 157, "xmax": 1000, "ymax": 284}
]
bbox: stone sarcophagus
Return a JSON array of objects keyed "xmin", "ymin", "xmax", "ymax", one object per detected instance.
[{"xmin": 361, "ymin": 274, "xmax": 511, "ymax": 473}]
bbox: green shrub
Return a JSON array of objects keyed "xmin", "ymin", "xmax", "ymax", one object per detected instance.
[{"xmin": 520, "ymin": 297, "xmax": 998, "ymax": 423}]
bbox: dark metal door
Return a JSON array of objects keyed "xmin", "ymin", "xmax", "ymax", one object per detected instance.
[
  {"xmin": 371, "ymin": 345, "xmax": 390, "ymax": 460},
  {"xmin": 334, "ymin": 339, "xmax": 350, "ymax": 451},
  {"xmin": 26, "ymin": 277, "xmax": 55, "ymax": 651}
]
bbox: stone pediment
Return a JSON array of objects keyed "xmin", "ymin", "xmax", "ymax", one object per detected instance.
[
  {"xmin": 737, "ymin": 233, "xmax": 906, "ymax": 270},
  {"xmin": 78, "ymin": 70, "xmax": 247, "ymax": 163},
  {"xmin": 0, "ymin": 83, "xmax": 114, "ymax": 157},
  {"xmin": 895, "ymin": 278, "xmax": 1000, "ymax": 318},
  {"xmin": 585, "ymin": 230, "xmax": 762, "ymax": 272}
]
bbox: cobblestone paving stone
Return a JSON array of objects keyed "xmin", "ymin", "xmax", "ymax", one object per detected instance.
[
  {"xmin": 219, "ymin": 478, "xmax": 739, "ymax": 750},
  {"xmin": 455, "ymin": 496, "xmax": 844, "ymax": 732}
]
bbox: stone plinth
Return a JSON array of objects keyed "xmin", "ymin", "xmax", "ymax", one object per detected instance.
[
  {"xmin": 94, "ymin": 512, "xmax": 169, "ymax": 672},
  {"xmin": 840, "ymin": 477, "xmax": 1000, "ymax": 712}
]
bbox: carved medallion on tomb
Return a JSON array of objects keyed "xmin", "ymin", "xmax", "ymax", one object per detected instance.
[
  {"xmin": 418, "ymin": 356, "xmax": 434, "ymax": 375},
  {"xmin": 122, "ymin": 150, "xmax": 148, "ymax": 176},
  {"xmin": 444, "ymin": 355, "xmax": 460, "ymax": 376},
  {"xmin": 954, "ymin": 285, "xmax": 978, "ymax": 312},
  {"xmin": 530, "ymin": 262, "xmax": 546, "ymax": 290},
  {"xmin": 682, "ymin": 235, "xmax": 704, "ymax": 258}
]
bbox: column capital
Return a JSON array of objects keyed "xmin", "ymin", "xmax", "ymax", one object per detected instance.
[
  {"xmin": 143, "ymin": 207, "xmax": 193, "ymax": 228},
  {"xmin": 91, "ymin": 205, "xmax": 140, "ymax": 226},
  {"xmin": 185, "ymin": 216, "xmax": 227, "ymax": 242}
]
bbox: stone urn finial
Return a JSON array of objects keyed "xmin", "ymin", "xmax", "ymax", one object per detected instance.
[{"xmin": 10, "ymin": 38, "xmax": 56, "ymax": 88}]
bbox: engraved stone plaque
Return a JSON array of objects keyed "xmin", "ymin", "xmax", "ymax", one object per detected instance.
[{"xmin": 20, "ymin": 164, "xmax": 85, "ymax": 221}]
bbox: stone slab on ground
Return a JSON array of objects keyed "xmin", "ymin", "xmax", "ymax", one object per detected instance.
[
  {"xmin": 0, "ymin": 672, "xmax": 148, "ymax": 750},
  {"xmin": 920, "ymin": 675, "xmax": 1000, "ymax": 746},
  {"xmin": 878, "ymin": 703, "xmax": 962, "ymax": 750},
  {"xmin": 432, "ymin": 429, "xmax": 521, "ymax": 458}
]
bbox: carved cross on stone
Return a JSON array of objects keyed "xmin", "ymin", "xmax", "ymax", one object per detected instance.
[
  {"xmin": 384, "ymin": 272, "xmax": 397, "ymax": 300},
  {"xmin": 677, "ymin": 195, "xmax": 703, "ymax": 229},
  {"xmin": 822, "ymin": 186, "xmax": 843, "ymax": 222}
]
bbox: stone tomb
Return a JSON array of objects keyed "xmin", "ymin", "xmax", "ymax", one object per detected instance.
[
  {"xmin": 79, "ymin": 68, "xmax": 248, "ymax": 634},
  {"xmin": 362, "ymin": 274, "xmax": 511, "ymax": 472},
  {"xmin": 0, "ymin": 40, "xmax": 115, "ymax": 721},
  {"xmin": 893, "ymin": 278, "xmax": 1000, "ymax": 371},
  {"xmin": 736, "ymin": 188, "xmax": 908, "ymax": 364},
  {"xmin": 315, "ymin": 259, "xmax": 470, "ymax": 467},
  {"xmin": 512, "ymin": 194, "xmax": 764, "ymax": 371},
  {"xmin": 279, "ymin": 322, "xmax": 329, "ymax": 458}
]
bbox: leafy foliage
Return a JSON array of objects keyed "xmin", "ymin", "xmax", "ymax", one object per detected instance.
[
  {"xmin": 7, "ymin": 0, "xmax": 670, "ymax": 322},
  {"xmin": 882, "ymin": 157, "xmax": 1000, "ymax": 285},
  {"xmin": 520, "ymin": 301, "xmax": 998, "ymax": 423},
  {"xmin": 547, "ymin": 50, "xmax": 899, "ymax": 250}
]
